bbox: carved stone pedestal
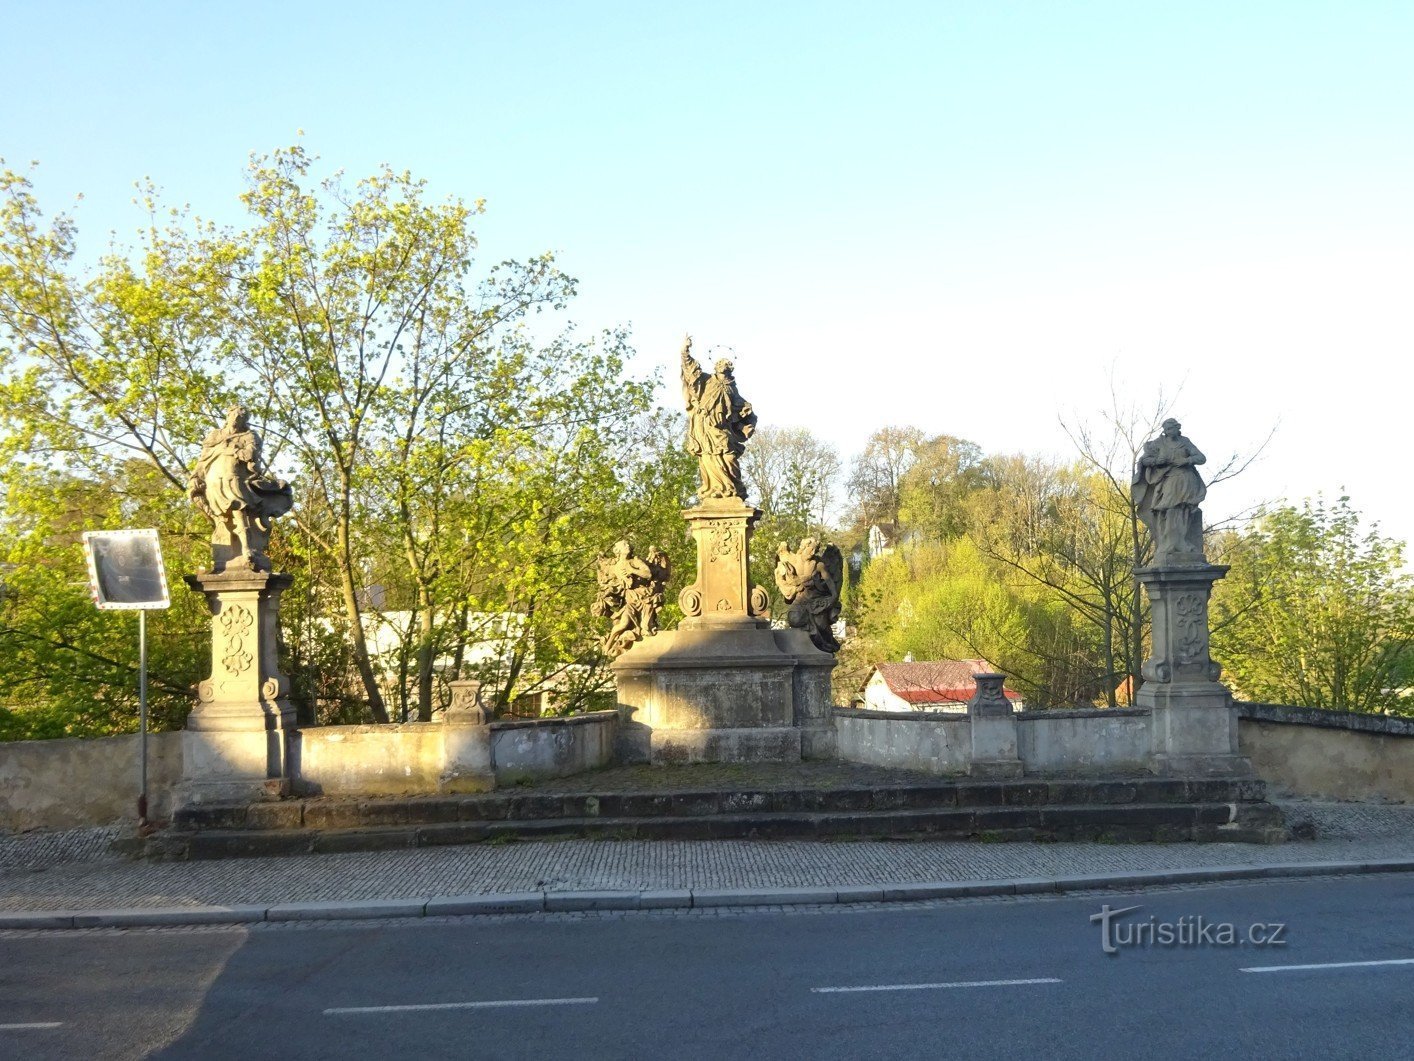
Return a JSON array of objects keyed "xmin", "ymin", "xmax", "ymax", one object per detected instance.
[
  {"xmin": 676, "ymin": 499, "xmax": 772, "ymax": 622},
  {"xmin": 441, "ymin": 679, "xmax": 494, "ymax": 793},
  {"xmin": 967, "ymin": 673, "xmax": 1023, "ymax": 778},
  {"xmin": 1136, "ymin": 564, "xmax": 1252, "ymax": 778},
  {"xmin": 179, "ymin": 568, "xmax": 296, "ymax": 805},
  {"xmin": 613, "ymin": 499, "xmax": 805, "ymax": 765}
]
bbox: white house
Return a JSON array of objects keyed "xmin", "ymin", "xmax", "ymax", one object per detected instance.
[{"xmin": 861, "ymin": 659, "xmax": 1024, "ymax": 714}]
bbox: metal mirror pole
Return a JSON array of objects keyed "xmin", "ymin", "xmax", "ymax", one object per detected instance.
[{"xmin": 138, "ymin": 609, "xmax": 149, "ymax": 825}]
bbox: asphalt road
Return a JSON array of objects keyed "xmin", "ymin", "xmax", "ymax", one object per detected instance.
[{"xmin": 3, "ymin": 875, "xmax": 1413, "ymax": 1061}]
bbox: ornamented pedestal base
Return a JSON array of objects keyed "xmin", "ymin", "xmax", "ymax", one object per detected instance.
[
  {"xmin": 967, "ymin": 673, "xmax": 1024, "ymax": 778},
  {"xmin": 1136, "ymin": 563, "xmax": 1252, "ymax": 778},
  {"xmin": 440, "ymin": 679, "xmax": 495, "ymax": 793},
  {"xmin": 611, "ymin": 498, "xmax": 836, "ymax": 765},
  {"xmin": 612, "ymin": 623, "xmax": 803, "ymax": 765},
  {"xmin": 179, "ymin": 568, "xmax": 296, "ymax": 805}
]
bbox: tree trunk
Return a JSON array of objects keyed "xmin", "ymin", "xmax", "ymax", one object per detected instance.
[
  {"xmin": 335, "ymin": 517, "xmax": 389, "ymax": 723},
  {"xmin": 416, "ymin": 592, "xmax": 436, "ymax": 722}
]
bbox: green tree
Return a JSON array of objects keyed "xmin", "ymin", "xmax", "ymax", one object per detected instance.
[
  {"xmin": 0, "ymin": 461, "xmax": 208, "ymax": 738},
  {"xmin": 897, "ymin": 433, "xmax": 985, "ymax": 541},
  {"xmin": 0, "ymin": 149, "xmax": 696, "ymax": 731},
  {"xmin": 1213, "ymin": 496, "xmax": 1414, "ymax": 714},
  {"xmin": 846, "ymin": 425, "xmax": 926, "ymax": 532}
]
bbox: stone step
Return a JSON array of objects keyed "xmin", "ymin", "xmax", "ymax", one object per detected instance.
[
  {"xmin": 145, "ymin": 800, "xmax": 1285, "ymax": 859},
  {"xmin": 172, "ymin": 777, "xmax": 1270, "ymax": 833}
]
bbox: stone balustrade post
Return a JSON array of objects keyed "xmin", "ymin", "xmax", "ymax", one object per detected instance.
[
  {"xmin": 441, "ymin": 679, "xmax": 494, "ymax": 792},
  {"xmin": 967, "ymin": 672, "xmax": 1023, "ymax": 778}
]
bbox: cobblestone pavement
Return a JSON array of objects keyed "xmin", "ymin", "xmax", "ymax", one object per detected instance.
[{"xmin": 0, "ymin": 801, "xmax": 1409, "ymax": 913}]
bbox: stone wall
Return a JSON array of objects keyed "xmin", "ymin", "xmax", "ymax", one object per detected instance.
[
  {"xmin": 295, "ymin": 723, "xmax": 449, "ymax": 796},
  {"xmin": 491, "ymin": 712, "xmax": 618, "ymax": 784},
  {"xmin": 296, "ymin": 713, "xmax": 618, "ymax": 794},
  {"xmin": 835, "ymin": 706, "xmax": 1154, "ymax": 777},
  {"xmin": 0, "ymin": 732, "xmax": 185, "ymax": 830},
  {"xmin": 1016, "ymin": 708, "xmax": 1152, "ymax": 775},
  {"xmin": 0, "ymin": 711, "xmax": 620, "ymax": 830},
  {"xmin": 1238, "ymin": 702, "xmax": 1414, "ymax": 803},
  {"xmin": 833, "ymin": 708, "xmax": 971, "ymax": 775}
]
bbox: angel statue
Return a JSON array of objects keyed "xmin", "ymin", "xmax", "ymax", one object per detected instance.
[
  {"xmin": 774, "ymin": 537, "xmax": 844, "ymax": 653},
  {"xmin": 680, "ymin": 335, "xmax": 757, "ymax": 500},
  {"xmin": 591, "ymin": 540, "xmax": 672, "ymax": 656},
  {"xmin": 188, "ymin": 406, "xmax": 294, "ymax": 572}
]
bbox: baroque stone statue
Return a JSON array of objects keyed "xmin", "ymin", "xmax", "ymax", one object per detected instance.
[
  {"xmin": 774, "ymin": 538, "xmax": 844, "ymax": 653},
  {"xmin": 680, "ymin": 335, "xmax": 757, "ymax": 501},
  {"xmin": 188, "ymin": 406, "xmax": 294, "ymax": 572},
  {"xmin": 592, "ymin": 540, "xmax": 671, "ymax": 656},
  {"xmin": 1133, "ymin": 418, "xmax": 1207, "ymax": 566}
]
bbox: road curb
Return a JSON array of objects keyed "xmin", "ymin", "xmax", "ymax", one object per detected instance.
[{"xmin": 4, "ymin": 859, "xmax": 1412, "ymax": 930}]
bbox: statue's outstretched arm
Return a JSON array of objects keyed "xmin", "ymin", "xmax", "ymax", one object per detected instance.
[{"xmin": 679, "ymin": 334, "xmax": 705, "ymax": 399}]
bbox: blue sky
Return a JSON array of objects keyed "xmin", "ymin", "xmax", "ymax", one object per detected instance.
[{"xmin": 4, "ymin": 1, "xmax": 1412, "ymax": 541}]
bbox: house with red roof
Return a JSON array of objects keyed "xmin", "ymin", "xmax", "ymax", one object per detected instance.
[{"xmin": 861, "ymin": 659, "xmax": 1024, "ymax": 714}]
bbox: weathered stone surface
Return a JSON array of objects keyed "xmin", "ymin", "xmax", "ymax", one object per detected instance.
[
  {"xmin": 144, "ymin": 765, "xmax": 1286, "ymax": 857},
  {"xmin": 968, "ymin": 673, "xmax": 1023, "ymax": 778},
  {"xmin": 650, "ymin": 727, "xmax": 803, "ymax": 765},
  {"xmin": 613, "ymin": 619, "xmax": 804, "ymax": 764},
  {"xmin": 592, "ymin": 541, "xmax": 671, "ymax": 656},
  {"xmin": 1017, "ymin": 710, "xmax": 1151, "ymax": 775},
  {"xmin": 296, "ymin": 723, "xmax": 449, "ymax": 796},
  {"xmin": 1135, "ymin": 553, "xmax": 1251, "ymax": 778},
  {"xmin": 833, "ymin": 708, "xmax": 971, "ymax": 776},
  {"xmin": 0, "ymin": 732, "xmax": 185, "ymax": 829},
  {"xmin": 188, "ymin": 406, "xmax": 293, "ymax": 574},
  {"xmin": 674, "ymin": 498, "xmax": 771, "ymax": 624},
  {"xmin": 774, "ymin": 628, "xmax": 837, "ymax": 759},
  {"xmin": 1239, "ymin": 707, "xmax": 1414, "ymax": 802},
  {"xmin": 679, "ymin": 335, "xmax": 757, "ymax": 501},
  {"xmin": 311, "ymin": 829, "xmax": 418, "ymax": 854},
  {"xmin": 490, "ymin": 712, "xmax": 617, "ymax": 784},
  {"xmin": 181, "ymin": 568, "xmax": 296, "ymax": 805},
  {"xmin": 774, "ymin": 539, "xmax": 843, "ymax": 653},
  {"xmin": 1133, "ymin": 418, "xmax": 1207, "ymax": 566}
]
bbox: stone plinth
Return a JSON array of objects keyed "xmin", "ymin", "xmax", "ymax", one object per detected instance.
[
  {"xmin": 180, "ymin": 569, "xmax": 295, "ymax": 804},
  {"xmin": 612, "ymin": 498, "xmax": 807, "ymax": 764},
  {"xmin": 967, "ymin": 672, "xmax": 1023, "ymax": 778},
  {"xmin": 441, "ymin": 679, "xmax": 494, "ymax": 792},
  {"xmin": 612, "ymin": 623, "xmax": 801, "ymax": 764},
  {"xmin": 1136, "ymin": 563, "xmax": 1252, "ymax": 778}
]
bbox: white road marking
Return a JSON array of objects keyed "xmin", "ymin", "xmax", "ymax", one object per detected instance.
[
  {"xmin": 812, "ymin": 978, "xmax": 1062, "ymax": 993},
  {"xmin": 325, "ymin": 997, "xmax": 599, "ymax": 1015},
  {"xmin": 0, "ymin": 1023, "xmax": 63, "ymax": 1030},
  {"xmin": 1242, "ymin": 958, "xmax": 1414, "ymax": 974}
]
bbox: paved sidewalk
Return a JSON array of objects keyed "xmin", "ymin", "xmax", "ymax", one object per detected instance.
[{"xmin": 0, "ymin": 801, "xmax": 1409, "ymax": 917}]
